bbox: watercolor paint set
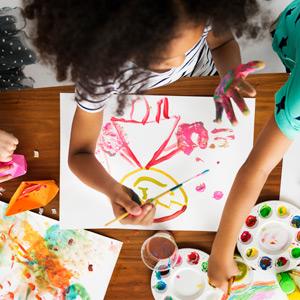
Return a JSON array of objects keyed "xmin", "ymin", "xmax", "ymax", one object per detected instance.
[
  {"xmin": 150, "ymin": 248, "xmax": 223, "ymax": 300},
  {"xmin": 237, "ymin": 200, "xmax": 300, "ymax": 273}
]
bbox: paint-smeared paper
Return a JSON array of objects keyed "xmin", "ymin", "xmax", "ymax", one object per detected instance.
[
  {"xmin": 280, "ymin": 136, "xmax": 300, "ymax": 207},
  {"xmin": 0, "ymin": 201, "xmax": 122, "ymax": 299},
  {"xmin": 60, "ymin": 93, "xmax": 255, "ymax": 230},
  {"xmin": 229, "ymin": 270, "xmax": 286, "ymax": 300}
]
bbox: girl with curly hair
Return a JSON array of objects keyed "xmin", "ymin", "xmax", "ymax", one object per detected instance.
[{"xmin": 24, "ymin": 0, "xmax": 260, "ymax": 226}]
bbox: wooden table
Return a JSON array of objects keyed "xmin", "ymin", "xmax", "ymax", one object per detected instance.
[{"xmin": 0, "ymin": 73, "xmax": 288, "ymax": 299}]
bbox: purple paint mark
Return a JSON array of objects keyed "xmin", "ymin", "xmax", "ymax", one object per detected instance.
[
  {"xmin": 176, "ymin": 275, "xmax": 180, "ymax": 279},
  {"xmin": 213, "ymin": 191, "xmax": 223, "ymax": 200},
  {"xmin": 195, "ymin": 183, "xmax": 206, "ymax": 192}
]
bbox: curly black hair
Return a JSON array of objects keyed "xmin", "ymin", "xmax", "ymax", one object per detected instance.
[{"xmin": 23, "ymin": 0, "xmax": 264, "ymax": 113}]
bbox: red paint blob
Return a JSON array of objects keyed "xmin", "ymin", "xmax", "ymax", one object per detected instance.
[
  {"xmin": 68, "ymin": 239, "xmax": 74, "ymax": 246},
  {"xmin": 187, "ymin": 251, "xmax": 200, "ymax": 265},
  {"xmin": 240, "ymin": 231, "xmax": 252, "ymax": 243},
  {"xmin": 176, "ymin": 255, "xmax": 183, "ymax": 266},
  {"xmin": 88, "ymin": 264, "xmax": 93, "ymax": 272},
  {"xmin": 297, "ymin": 232, "xmax": 300, "ymax": 242},
  {"xmin": 245, "ymin": 215, "xmax": 257, "ymax": 228},
  {"xmin": 276, "ymin": 257, "xmax": 288, "ymax": 267}
]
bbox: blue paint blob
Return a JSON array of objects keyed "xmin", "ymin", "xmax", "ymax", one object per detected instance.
[
  {"xmin": 155, "ymin": 281, "xmax": 167, "ymax": 292},
  {"xmin": 291, "ymin": 216, "xmax": 300, "ymax": 228},
  {"xmin": 155, "ymin": 271, "xmax": 162, "ymax": 280},
  {"xmin": 260, "ymin": 256, "xmax": 272, "ymax": 270}
]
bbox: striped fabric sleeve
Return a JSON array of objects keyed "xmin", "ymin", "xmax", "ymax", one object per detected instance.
[{"xmin": 75, "ymin": 80, "xmax": 116, "ymax": 113}]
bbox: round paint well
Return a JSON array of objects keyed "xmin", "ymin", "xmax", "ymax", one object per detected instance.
[
  {"xmin": 240, "ymin": 231, "xmax": 252, "ymax": 244},
  {"xmin": 259, "ymin": 256, "xmax": 272, "ymax": 270},
  {"xmin": 277, "ymin": 206, "xmax": 289, "ymax": 218},
  {"xmin": 246, "ymin": 248, "xmax": 258, "ymax": 259},
  {"xmin": 297, "ymin": 232, "xmax": 300, "ymax": 242},
  {"xmin": 157, "ymin": 265, "xmax": 170, "ymax": 278},
  {"xmin": 245, "ymin": 215, "xmax": 257, "ymax": 228},
  {"xmin": 258, "ymin": 222, "xmax": 291, "ymax": 254},
  {"xmin": 259, "ymin": 204, "xmax": 272, "ymax": 218},
  {"xmin": 154, "ymin": 280, "xmax": 167, "ymax": 293},
  {"xmin": 171, "ymin": 268, "xmax": 205, "ymax": 300},
  {"xmin": 291, "ymin": 247, "xmax": 300, "ymax": 259},
  {"xmin": 276, "ymin": 256, "xmax": 289, "ymax": 268},
  {"xmin": 291, "ymin": 216, "xmax": 300, "ymax": 228}
]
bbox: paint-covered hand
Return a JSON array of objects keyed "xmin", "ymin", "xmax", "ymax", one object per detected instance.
[
  {"xmin": 207, "ymin": 254, "xmax": 239, "ymax": 296},
  {"xmin": 214, "ymin": 61, "xmax": 265, "ymax": 125},
  {"xmin": 0, "ymin": 129, "xmax": 18, "ymax": 183},
  {"xmin": 110, "ymin": 184, "xmax": 156, "ymax": 225}
]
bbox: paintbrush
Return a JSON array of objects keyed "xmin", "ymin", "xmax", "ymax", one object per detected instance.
[{"xmin": 105, "ymin": 169, "xmax": 210, "ymax": 226}]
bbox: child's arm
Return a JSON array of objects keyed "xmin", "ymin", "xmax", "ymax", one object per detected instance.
[
  {"xmin": 208, "ymin": 116, "xmax": 292, "ymax": 292},
  {"xmin": 68, "ymin": 107, "xmax": 156, "ymax": 225},
  {"xmin": 0, "ymin": 129, "xmax": 18, "ymax": 183}
]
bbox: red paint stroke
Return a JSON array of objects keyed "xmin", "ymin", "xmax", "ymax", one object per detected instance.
[
  {"xmin": 120, "ymin": 152, "xmax": 136, "ymax": 167},
  {"xmin": 211, "ymin": 128, "xmax": 233, "ymax": 134},
  {"xmin": 28, "ymin": 283, "xmax": 35, "ymax": 291},
  {"xmin": 163, "ymin": 143, "xmax": 177, "ymax": 152},
  {"xmin": 0, "ymin": 284, "xmax": 3, "ymax": 289},
  {"xmin": 11, "ymin": 255, "xmax": 15, "ymax": 269},
  {"xmin": 35, "ymin": 295, "xmax": 42, "ymax": 300},
  {"xmin": 4, "ymin": 292, "xmax": 14, "ymax": 300},
  {"xmin": 141, "ymin": 97, "xmax": 150, "ymax": 124},
  {"xmin": 8, "ymin": 225, "xmax": 29, "ymax": 256},
  {"xmin": 112, "ymin": 122, "xmax": 142, "ymax": 168},
  {"xmin": 195, "ymin": 157, "xmax": 204, "ymax": 162},
  {"xmin": 25, "ymin": 272, "xmax": 31, "ymax": 279},
  {"xmin": 130, "ymin": 99, "xmax": 137, "ymax": 120},
  {"xmin": 187, "ymin": 251, "xmax": 200, "ymax": 265},
  {"xmin": 176, "ymin": 122, "xmax": 208, "ymax": 155},
  {"xmin": 155, "ymin": 99, "xmax": 163, "ymax": 123},
  {"xmin": 0, "ymin": 233, "xmax": 6, "ymax": 241},
  {"xmin": 163, "ymin": 97, "xmax": 170, "ymax": 119},
  {"xmin": 145, "ymin": 116, "xmax": 180, "ymax": 169},
  {"xmin": 7, "ymin": 281, "xmax": 11, "ymax": 286},
  {"xmin": 153, "ymin": 205, "xmax": 187, "ymax": 223},
  {"xmin": 213, "ymin": 191, "xmax": 223, "ymax": 200}
]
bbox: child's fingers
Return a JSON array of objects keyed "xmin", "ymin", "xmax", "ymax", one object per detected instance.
[
  {"xmin": 231, "ymin": 89, "xmax": 249, "ymax": 115},
  {"xmin": 120, "ymin": 204, "xmax": 153, "ymax": 225},
  {"xmin": 214, "ymin": 99, "xmax": 224, "ymax": 123},
  {"xmin": 222, "ymin": 96, "xmax": 238, "ymax": 125},
  {"xmin": 236, "ymin": 79, "xmax": 256, "ymax": 97},
  {"xmin": 117, "ymin": 194, "xmax": 142, "ymax": 217},
  {"xmin": 138, "ymin": 204, "xmax": 156, "ymax": 226},
  {"xmin": 0, "ymin": 174, "xmax": 12, "ymax": 183},
  {"xmin": 0, "ymin": 165, "xmax": 12, "ymax": 173}
]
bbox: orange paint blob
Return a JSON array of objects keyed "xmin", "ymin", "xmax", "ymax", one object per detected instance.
[{"xmin": 28, "ymin": 283, "xmax": 36, "ymax": 291}]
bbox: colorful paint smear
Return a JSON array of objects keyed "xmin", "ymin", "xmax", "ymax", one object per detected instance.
[{"xmin": 0, "ymin": 201, "xmax": 122, "ymax": 300}]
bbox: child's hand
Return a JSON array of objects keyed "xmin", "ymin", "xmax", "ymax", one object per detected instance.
[
  {"xmin": 207, "ymin": 254, "xmax": 239, "ymax": 295},
  {"xmin": 214, "ymin": 61, "xmax": 265, "ymax": 125},
  {"xmin": 110, "ymin": 183, "xmax": 156, "ymax": 226},
  {"xmin": 0, "ymin": 129, "xmax": 18, "ymax": 162}
]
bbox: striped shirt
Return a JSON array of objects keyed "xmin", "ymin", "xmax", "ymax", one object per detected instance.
[{"xmin": 75, "ymin": 26, "xmax": 216, "ymax": 112}]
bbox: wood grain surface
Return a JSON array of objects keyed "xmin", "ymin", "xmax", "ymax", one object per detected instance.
[{"xmin": 0, "ymin": 73, "xmax": 288, "ymax": 299}]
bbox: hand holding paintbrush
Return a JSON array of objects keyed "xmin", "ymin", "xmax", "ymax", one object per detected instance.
[{"xmin": 105, "ymin": 169, "xmax": 209, "ymax": 226}]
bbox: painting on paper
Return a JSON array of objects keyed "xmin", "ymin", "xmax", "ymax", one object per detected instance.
[
  {"xmin": 60, "ymin": 94, "xmax": 255, "ymax": 230},
  {"xmin": 0, "ymin": 201, "xmax": 122, "ymax": 299}
]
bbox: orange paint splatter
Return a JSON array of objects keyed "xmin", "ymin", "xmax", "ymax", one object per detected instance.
[
  {"xmin": 22, "ymin": 221, "xmax": 73, "ymax": 289},
  {"xmin": 24, "ymin": 272, "xmax": 31, "ymax": 279},
  {"xmin": 28, "ymin": 283, "xmax": 36, "ymax": 291},
  {"xmin": 5, "ymin": 292, "xmax": 14, "ymax": 299},
  {"xmin": 35, "ymin": 295, "xmax": 42, "ymax": 300},
  {"xmin": 0, "ymin": 283, "xmax": 3, "ymax": 289}
]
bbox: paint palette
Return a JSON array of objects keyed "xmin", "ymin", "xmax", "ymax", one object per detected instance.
[
  {"xmin": 237, "ymin": 200, "xmax": 300, "ymax": 273},
  {"xmin": 151, "ymin": 248, "xmax": 223, "ymax": 300}
]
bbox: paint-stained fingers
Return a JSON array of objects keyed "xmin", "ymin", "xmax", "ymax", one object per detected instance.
[
  {"xmin": 236, "ymin": 79, "xmax": 256, "ymax": 97},
  {"xmin": 231, "ymin": 89, "xmax": 249, "ymax": 115},
  {"xmin": 222, "ymin": 96, "xmax": 237, "ymax": 125},
  {"xmin": 119, "ymin": 204, "xmax": 154, "ymax": 225},
  {"xmin": 214, "ymin": 99, "xmax": 224, "ymax": 123},
  {"xmin": 0, "ymin": 174, "xmax": 12, "ymax": 183},
  {"xmin": 138, "ymin": 204, "xmax": 156, "ymax": 226}
]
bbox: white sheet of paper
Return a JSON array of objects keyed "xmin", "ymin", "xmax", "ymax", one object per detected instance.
[
  {"xmin": 280, "ymin": 136, "xmax": 300, "ymax": 207},
  {"xmin": 60, "ymin": 94, "xmax": 255, "ymax": 230},
  {"xmin": 0, "ymin": 201, "xmax": 122, "ymax": 299}
]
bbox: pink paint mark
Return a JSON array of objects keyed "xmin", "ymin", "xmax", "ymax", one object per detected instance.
[
  {"xmin": 120, "ymin": 152, "xmax": 136, "ymax": 167},
  {"xmin": 195, "ymin": 157, "xmax": 204, "ymax": 162},
  {"xmin": 130, "ymin": 99, "xmax": 138, "ymax": 120},
  {"xmin": 196, "ymin": 183, "xmax": 206, "ymax": 192},
  {"xmin": 10, "ymin": 255, "xmax": 15, "ymax": 269},
  {"xmin": 163, "ymin": 97, "xmax": 170, "ymax": 119},
  {"xmin": 7, "ymin": 281, "xmax": 11, "ymax": 287},
  {"xmin": 176, "ymin": 255, "xmax": 183, "ymax": 266},
  {"xmin": 176, "ymin": 275, "xmax": 180, "ymax": 279},
  {"xmin": 155, "ymin": 99, "xmax": 163, "ymax": 123},
  {"xmin": 213, "ymin": 191, "xmax": 224, "ymax": 200},
  {"xmin": 176, "ymin": 122, "xmax": 208, "ymax": 155},
  {"xmin": 211, "ymin": 128, "xmax": 233, "ymax": 134},
  {"xmin": 4, "ymin": 292, "xmax": 14, "ymax": 300},
  {"xmin": 141, "ymin": 97, "xmax": 150, "ymax": 125}
]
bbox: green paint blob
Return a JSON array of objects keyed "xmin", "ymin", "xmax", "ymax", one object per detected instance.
[
  {"xmin": 235, "ymin": 261, "xmax": 248, "ymax": 282},
  {"xmin": 65, "ymin": 283, "xmax": 91, "ymax": 300},
  {"xmin": 201, "ymin": 261, "xmax": 208, "ymax": 272},
  {"xmin": 291, "ymin": 248, "xmax": 300, "ymax": 259},
  {"xmin": 44, "ymin": 225, "xmax": 83, "ymax": 250},
  {"xmin": 259, "ymin": 204, "xmax": 272, "ymax": 218}
]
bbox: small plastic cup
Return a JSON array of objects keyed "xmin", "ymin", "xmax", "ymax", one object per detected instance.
[{"xmin": 141, "ymin": 231, "xmax": 179, "ymax": 272}]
